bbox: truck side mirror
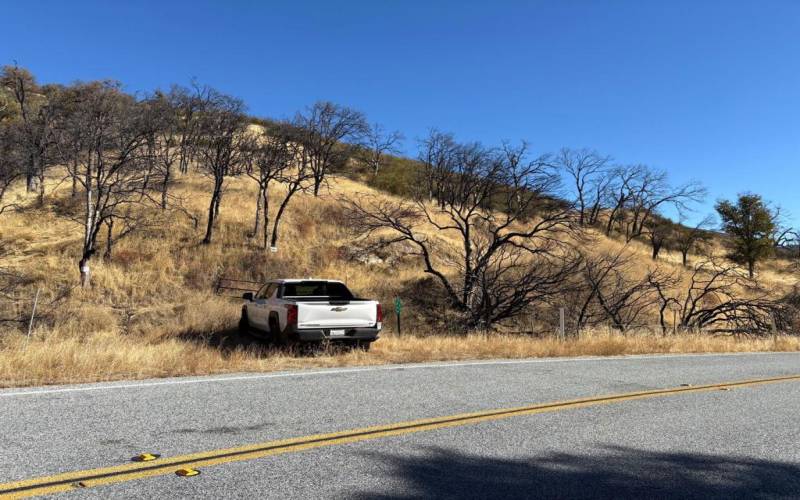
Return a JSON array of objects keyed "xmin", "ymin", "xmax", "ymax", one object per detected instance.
[{"xmin": 242, "ymin": 292, "xmax": 254, "ymax": 301}]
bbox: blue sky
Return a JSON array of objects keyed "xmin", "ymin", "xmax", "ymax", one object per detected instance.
[{"xmin": 3, "ymin": 0, "xmax": 799, "ymax": 225}]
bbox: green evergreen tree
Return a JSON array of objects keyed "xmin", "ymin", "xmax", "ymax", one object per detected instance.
[{"xmin": 715, "ymin": 193, "xmax": 776, "ymax": 278}]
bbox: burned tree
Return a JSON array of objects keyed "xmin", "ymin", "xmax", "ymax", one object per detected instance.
[
  {"xmin": 0, "ymin": 65, "xmax": 38, "ymax": 192},
  {"xmin": 674, "ymin": 215, "xmax": 714, "ymax": 266},
  {"xmin": 602, "ymin": 164, "xmax": 705, "ymax": 240},
  {"xmin": 191, "ymin": 89, "xmax": 251, "ymax": 244},
  {"xmin": 0, "ymin": 122, "xmax": 24, "ymax": 214},
  {"xmin": 624, "ymin": 168, "xmax": 706, "ymax": 241},
  {"xmin": 50, "ymin": 84, "xmax": 88, "ymax": 198},
  {"xmin": 652, "ymin": 259, "xmax": 787, "ymax": 334},
  {"xmin": 53, "ymin": 81, "xmax": 155, "ymax": 285},
  {"xmin": 347, "ymin": 133, "xmax": 580, "ymax": 330},
  {"xmin": 170, "ymin": 83, "xmax": 205, "ymax": 175},
  {"xmin": 556, "ymin": 148, "xmax": 612, "ymax": 226},
  {"xmin": 603, "ymin": 165, "xmax": 642, "ymax": 237},
  {"xmin": 268, "ymin": 125, "xmax": 314, "ymax": 250},
  {"xmin": 418, "ymin": 129, "xmax": 458, "ymax": 205},
  {"xmin": 774, "ymin": 227, "xmax": 798, "ymax": 252},
  {"xmin": 576, "ymin": 248, "xmax": 677, "ymax": 333},
  {"xmin": 645, "ymin": 216, "xmax": 676, "ymax": 260},
  {"xmin": 294, "ymin": 101, "xmax": 368, "ymax": 196},
  {"xmin": 775, "ymin": 227, "xmax": 800, "ymax": 263},
  {"xmin": 246, "ymin": 126, "xmax": 293, "ymax": 248},
  {"xmin": 0, "ymin": 82, "xmax": 12, "ymax": 123},
  {"xmin": 359, "ymin": 122, "xmax": 404, "ymax": 176},
  {"xmin": 141, "ymin": 91, "xmax": 182, "ymax": 209},
  {"xmin": 574, "ymin": 249, "xmax": 629, "ymax": 334},
  {"xmin": 770, "ymin": 208, "xmax": 799, "ymax": 263},
  {"xmin": 0, "ymin": 65, "xmax": 59, "ymax": 204}
]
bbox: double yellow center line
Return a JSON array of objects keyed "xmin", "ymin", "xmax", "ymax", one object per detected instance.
[{"xmin": 2, "ymin": 374, "xmax": 800, "ymax": 498}]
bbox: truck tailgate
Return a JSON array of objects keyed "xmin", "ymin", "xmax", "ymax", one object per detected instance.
[{"xmin": 297, "ymin": 301, "xmax": 377, "ymax": 329}]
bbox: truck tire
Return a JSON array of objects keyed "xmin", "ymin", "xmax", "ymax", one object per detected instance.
[
  {"xmin": 356, "ymin": 340, "xmax": 372, "ymax": 352},
  {"xmin": 269, "ymin": 317, "xmax": 290, "ymax": 347}
]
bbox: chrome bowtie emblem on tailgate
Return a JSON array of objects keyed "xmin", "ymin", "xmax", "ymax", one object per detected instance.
[{"xmin": 330, "ymin": 306, "xmax": 348, "ymax": 312}]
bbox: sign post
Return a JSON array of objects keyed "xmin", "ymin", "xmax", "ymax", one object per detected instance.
[{"xmin": 394, "ymin": 297, "xmax": 403, "ymax": 336}]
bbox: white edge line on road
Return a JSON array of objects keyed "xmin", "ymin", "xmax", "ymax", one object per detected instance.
[{"xmin": 1, "ymin": 351, "xmax": 797, "ymax": 398}]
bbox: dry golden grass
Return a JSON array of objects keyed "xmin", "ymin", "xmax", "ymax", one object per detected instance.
[
  {"xmin": 2, "ymin": 330, "xmax": 798, "ymax": 388},
  {"xmin": 1, "ymin": 169, "xmax": 798, "ymax": 388}
]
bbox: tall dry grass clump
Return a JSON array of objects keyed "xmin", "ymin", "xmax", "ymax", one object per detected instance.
[{"xmin": 2, "ymin": 330, "xmax": 798, "ymax": 388}]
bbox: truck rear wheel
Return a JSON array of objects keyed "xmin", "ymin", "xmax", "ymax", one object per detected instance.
[
  {"xmin": 356, "ymin": 340, "xmax": 372, "ymax": 352},
  {"xmin": 269, "ymin": 317, "xmax": 290, "ymax": 347}
]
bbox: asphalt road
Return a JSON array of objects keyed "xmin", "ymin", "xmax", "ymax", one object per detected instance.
[{"xmin": 2, "ymin": 352, "xmax": 800, "ymax": 499}]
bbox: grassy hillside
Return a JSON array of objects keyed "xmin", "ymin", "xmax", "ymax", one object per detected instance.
[{"xmin": 0, "ymin": 169, "xmax": 798, "ymax": 387}]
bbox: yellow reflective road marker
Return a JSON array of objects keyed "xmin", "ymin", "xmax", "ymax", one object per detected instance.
[
  {"xmin": 2, "ymin": 373, "xmax": 799, "ymax": 499},
  {"xmin": 175, "ymin": 468, "xmax": 200, "ymax": 477},
  {"xmin": 132, "ymin": 453, "xmax": 160, "ymax": 462}
]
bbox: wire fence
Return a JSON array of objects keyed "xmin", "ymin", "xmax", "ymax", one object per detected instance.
[
  {"xmin": 0, "ymin": 287, "xmax": 44, "ymax": 338},
  {"xmin": 214, "ymin": 278, "xmax": 262, "ymax": 298}
]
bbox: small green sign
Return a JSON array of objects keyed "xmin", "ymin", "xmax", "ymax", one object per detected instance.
[{"xmin": 394, "ymin": 297, "xmax": 403, "ymax": 314}]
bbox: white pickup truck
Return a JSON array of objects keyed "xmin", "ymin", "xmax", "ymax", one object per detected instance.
[{"xmin": 240, "ymin": 279, "xmax": 382, "ymax": 349}]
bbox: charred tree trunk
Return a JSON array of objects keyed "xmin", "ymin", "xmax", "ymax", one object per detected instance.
[
  {"xmin": 160, "ymin": 164, "xmax": 171, "ymax": 210},
  {"xmin": 605, "ymin": 210, "xmax": 616, "ymax": 237},
  {"xmin": 30, "ymin": 153, "xmax": 43, "ymax": 205},
  {"xmin": 252, "ymin": 184, "xmax": 264, "ymax": 239},
  {"xmin": 213, "ymin": 190, "xmax": 222, "ymax": 220},
  {"xmin": 203, "ymin": 179, "xmax": 223, "ymax": 244},
  {"xmin": 652, "ymin": 242, "xmax": 662, "ymax": 260},
  {"xmin": 658, "ymin": 300, "xmax": 669, "ymax": 336},
  {"xmin": 262, "ymin": 187, "xmax": 270, "ymax": 249},
  {"xmin": 270, "ymin": 187, "xmax": 298, "ymax": 249},
  {"xmin": 103, "ymin": 218, "xmax": 114, "ymax": 261},
  {"xmin": 179, "ymin": 150, "xmax": 189, "ymax": 174}
]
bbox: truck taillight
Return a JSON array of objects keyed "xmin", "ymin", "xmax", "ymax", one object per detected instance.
[
  {"xmin": 286, "ymin": 304, "xmax": 298, "ymax": 326},
  {"xmin": 376, "ymin": 303, "xmax": 383, "ymax": 323}
]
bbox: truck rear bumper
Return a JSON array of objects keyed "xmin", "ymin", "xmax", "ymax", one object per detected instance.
[{"xmin": 291, "ymin": 326, "xmax": 380, "ymax": 342}]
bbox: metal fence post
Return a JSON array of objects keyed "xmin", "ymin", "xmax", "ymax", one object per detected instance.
[
  {"xmin": 394, "ymin": 297, "xmax": 403, "ymax": 336},
  {"xmin": 559, "ymin": 307, "xmax": 565, "ymax": 341},
  {"xmin": 26, "ymin": 287, "xmax": 41, "ymax": 346}
]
